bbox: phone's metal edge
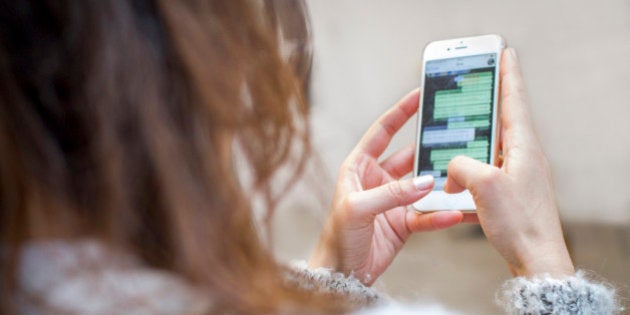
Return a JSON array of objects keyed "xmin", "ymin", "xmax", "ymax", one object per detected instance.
[
  {"xmin": 490, "ymin": 35, "xmax": 507, "ymax": 172},
  {"xmin": 412, "ymin": 34, "xmax": 506, "ymax": 213},
  {"xmin": 411, "ymin": 51, "xmax": 428, "ymax": 183}
]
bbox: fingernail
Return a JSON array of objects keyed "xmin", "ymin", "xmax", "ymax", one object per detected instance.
[{"xmin": 413, "ymin": 175, "xmax": 434, "ymax": 190}]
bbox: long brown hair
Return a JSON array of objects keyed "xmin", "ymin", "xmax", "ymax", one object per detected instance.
[{"xmin": 0, "ymin": 0, "xmax": 342, "ymax": 313}]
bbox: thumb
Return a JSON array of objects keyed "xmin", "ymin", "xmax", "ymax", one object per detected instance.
[
  {"xmin": 445, "ymin": 155, "xmax": 502, "ymax": 195},
  {"xmin": 346, "ymin": 175, "xmax": 434, "ymax": 218}
]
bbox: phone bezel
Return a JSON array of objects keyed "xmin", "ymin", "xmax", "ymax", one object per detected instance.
[{"xmin": 413, "ymin": 34, "xmax": 506, "ymax": 212}]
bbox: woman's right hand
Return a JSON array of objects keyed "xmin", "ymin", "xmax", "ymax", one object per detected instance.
[{"xmin": 444, "ymin": 48, "xmax": 575, "ymax": 278}]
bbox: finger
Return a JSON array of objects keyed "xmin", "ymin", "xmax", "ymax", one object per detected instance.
[
  {"xmin": 446, "ymin": 155, "xmax": 501, "ymax": 194},
  {"xmin": 497, "ymin": 123, "xmax": 505, "ymax": 168},
  {"xmin": 406, "ymin": 210, "xmax": 463, "ymax": 233},
  {"xmin": 355, "ymin": 89, "xmax": 419, "ymax": 158},
  {"xmin": 379, "ymin": 143, "xmax": 415, "ymax": 179},
  {"xmin": 500, "ymin": 48, "xmax": 537, "ymax": 146},
  {"xmin": 346, "ymin": 175, "xmax": 433, "ymax": 218},
  {"xmin": 462, "ymin": 213, "xmax": 480, "ymax": 224},
  {"xmin": 443, "ymin": 176, "xmax": 466, "ymax": 194}
]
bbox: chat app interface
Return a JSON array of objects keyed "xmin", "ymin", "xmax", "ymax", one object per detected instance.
[{"xmin": 418, "ymin": 53, "xmax": 497, "ymax": 190}]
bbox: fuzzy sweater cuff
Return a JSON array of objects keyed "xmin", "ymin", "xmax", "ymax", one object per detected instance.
[
  {"xmin": 497, "ymin": 271, "xmax": 622, "ymax": 314},
  {"xmin": 287, "ymin": 261, "xmax": 621, "ymax": 314},
  {"xmin": 286, "ymin": 260, "xmax": 382, "ymax": 306}
]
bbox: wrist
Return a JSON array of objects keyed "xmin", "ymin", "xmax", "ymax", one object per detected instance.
[
  {"xmin": 510, "ymin": 243, "xmax": 575, "ymax": 278},
  {"xmin": 308, "ymin": 235, "xmax": 338, "ymax": 270}
]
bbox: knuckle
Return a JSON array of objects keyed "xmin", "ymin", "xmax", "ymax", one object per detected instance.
[
  {"xmin": 380, "ymin": 121, "xmax": 396, "ymax": 138},
  {"xmin": 340, "ymin": 193, "xmax": 362, "ymax": 219},
  {"xmin": 386, "ymin": 182, "xmax": 407, "ymax": 205},
  {"xmin": 337, "ymin": 193, "xmax": 370, "ymax": 222},
  {"xmin": 476, "ymin": 167, "xmax": 503, "ymax": 191},
  {"xmin": 340, "ymin": 194, "xmax": 357, "ymax": 212},
  {"xmin": 340, "ymin": 156, "xmax": 354, "ymax": 172}
]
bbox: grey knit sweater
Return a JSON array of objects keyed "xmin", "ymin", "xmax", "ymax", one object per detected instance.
[{"xmin": 17, "ymin": 241, "xmax": 622, "ymax": 314}]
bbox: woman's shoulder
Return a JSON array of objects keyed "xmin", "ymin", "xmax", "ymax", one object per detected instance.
[{"xmin": 18, "ymin": 240, "xmax": 211, "ymax": 315}]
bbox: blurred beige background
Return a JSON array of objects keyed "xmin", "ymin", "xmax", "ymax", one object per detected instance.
[{"xmin": 273, "ymin": 1, "xmax": 630, "ymax": 314}]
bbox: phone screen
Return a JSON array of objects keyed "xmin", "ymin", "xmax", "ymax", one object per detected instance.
[{"xmin": 418, "ymin": 53, "xmax": 497, "ymax": 190}]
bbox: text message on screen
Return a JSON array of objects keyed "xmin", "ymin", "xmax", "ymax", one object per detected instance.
[{"xmin": 418, "ymin": 54, "xmax": 497, "ymax": 190}]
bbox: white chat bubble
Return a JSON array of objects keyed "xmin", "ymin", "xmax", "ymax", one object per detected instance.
[{"xmin": 422, "ymin": 128, "xmax": 474, "ymax": 145}]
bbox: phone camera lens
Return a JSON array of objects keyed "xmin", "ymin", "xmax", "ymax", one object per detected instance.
[{"xmin": 487, "ymin": 58, "xmax": 495, "ymax": 65}]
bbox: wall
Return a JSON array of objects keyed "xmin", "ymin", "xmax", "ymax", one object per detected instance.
[{"xmin": 303, "ymin": 0, "xmax": 630, "ymax": 224}]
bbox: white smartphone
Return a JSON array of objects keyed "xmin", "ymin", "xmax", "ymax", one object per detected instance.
[{"xmin": 413, "ymin": 34, "xmax": 505, "ymax": 212}]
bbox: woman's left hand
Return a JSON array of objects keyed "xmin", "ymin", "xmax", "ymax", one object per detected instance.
[{"xmin": 308, "ymin": 89, "xmax": 464, "ymax": 285}]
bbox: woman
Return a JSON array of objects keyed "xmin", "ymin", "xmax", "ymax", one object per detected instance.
[{"xmin": 0, "ymin": 0, "xmax": 619, "ymax": 314}]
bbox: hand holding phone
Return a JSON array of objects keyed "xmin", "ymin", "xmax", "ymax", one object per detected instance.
[
  {"xmin": 445, "ymin": 48, "xmax": 574, "ymax": 277},
  {"xmin": 309, "ymin": 90, "xmax": 464, "ymax": 285},
  {"xmin": 414, "ymin": 34, "xmax": 505, "ymax": 212}
]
